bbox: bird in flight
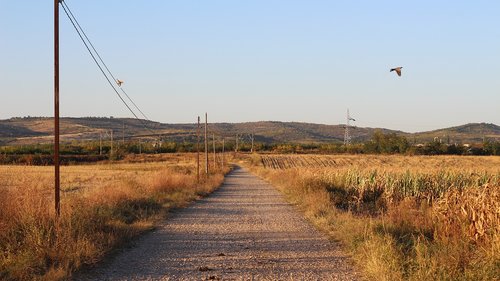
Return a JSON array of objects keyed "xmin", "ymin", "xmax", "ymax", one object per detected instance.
[
  {"xmin": 116, "ymin": 79, "xmax": 124, "ymax": 87},
  {"xmin": 390, "ymin": 67, "xmax": 403, "ymax": 77}
]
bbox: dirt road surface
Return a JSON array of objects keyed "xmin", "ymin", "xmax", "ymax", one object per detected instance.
[{"xmin": 75, "ymin": 167, "xmax": 359, "ymax": 281}]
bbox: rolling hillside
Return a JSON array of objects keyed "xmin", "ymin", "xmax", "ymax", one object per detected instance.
[
  {"xmin": 410, "ymin": 123, "xmax": 500, "ymax": 144},
  {"xmin": 0, "ymin": 117, "xmax": 498, "ymax": 145}
]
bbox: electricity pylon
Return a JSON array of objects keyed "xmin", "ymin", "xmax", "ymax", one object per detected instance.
[{"xmin": 343, "ymin": 109, "xmax": 356, "ymax": 146}]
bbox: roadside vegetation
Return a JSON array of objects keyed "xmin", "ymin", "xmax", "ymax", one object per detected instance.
[
  {"xmin": 243, "ymin": 154, "xmax": 500, "ymax": 281},
  {"xmin": 271, "ymin": 131, "xmax": 500, "ymax": 156},
  {"xmin": 0, "ymin": 154, "xmax": 230, "ymax": 280},
  {"xmin": 1, "ymin": 131, "xmax": 499, "ymax": 166}
]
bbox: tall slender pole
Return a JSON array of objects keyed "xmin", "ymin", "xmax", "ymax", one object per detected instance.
[
  {"xmin": 54, "ymin": 0, "xmax": 60, "ymax": 217},
  {"xmin": 196, "ymin": 116, "xmax": 200, "ymax": 183},
  {"xmin": 158, "ymin": 134, "xmax": 161, "ymax": 153},
  {"xmin": 251, "ymin": 133, "xmax": 254, "ymax": 153},
  {"xmin": 222, "ymin": 138, "xmax": 225, "ymax": 168},
  {"xmin": 212, "ymin": 133, "xmax": 216, "ymax": 171},
  {"xmin": 204, "ymin": 113, "xmax": 208, "ymax": 174}
]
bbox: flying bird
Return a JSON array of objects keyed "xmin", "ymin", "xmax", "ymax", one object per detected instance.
[
  {"xmin": 116, "ymin": 79, "xmax": 124, "ymax": 87},
  {"xmin": 390, "ymin": 67, "xmax": 403, "ymax": 77}
]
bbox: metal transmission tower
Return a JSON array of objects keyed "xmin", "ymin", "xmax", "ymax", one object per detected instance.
[{"xmin": 343, "ymin": 109, "xmax": 356, "ymax": 146}]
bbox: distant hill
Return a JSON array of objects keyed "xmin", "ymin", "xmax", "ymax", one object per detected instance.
[
  {"xmin": 409, "ymin": 123, "xmax": 500, "ymax": 144},
  {"xmin": 0, "ymin": 117, "xmax": 498, "ymax": 145}
]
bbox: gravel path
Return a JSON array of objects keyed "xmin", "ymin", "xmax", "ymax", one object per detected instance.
[{"xmin": 75, "ymin": 166, "xmax": 359, "ymax": 281}]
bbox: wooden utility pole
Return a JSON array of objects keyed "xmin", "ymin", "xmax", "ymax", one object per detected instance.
[
  {"xmin": 212, "ymin": 133, "xmax": 216, "ymax": 171},
  {"xmin": 222, "ymin": 138, "xmax": 225, "ymax": 168},
  {"xmin": 251, "ymin": 133, "xmax": 254, "ymax": 153},
  {"xmin": 204, "ymin": 113, "xmax": 208, "ymax": 174},
  {"xmin": 54, "ymin": 0, "xmax": 60, "ymax": 217},
  {"xmin": 196, "ymin": 116, "xmax": 200, "ymax": 182}
]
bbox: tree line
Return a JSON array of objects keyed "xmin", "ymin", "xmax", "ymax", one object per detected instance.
[{"xmin": 1, "ymin": 131, "xmax": 499, "ymax": 165}]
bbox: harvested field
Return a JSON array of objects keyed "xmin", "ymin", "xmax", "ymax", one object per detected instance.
[
  {"xmin": 0, "ymin": 153, "xmax": 196, "ymax": 192},
  {"xmin": 0, "ymin": 153, "xmax": 229, "ymax": 281}
]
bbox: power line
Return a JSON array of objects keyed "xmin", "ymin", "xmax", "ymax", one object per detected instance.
[
  {"xmin": 60, "ymin": 3, "xmax": 137, "ymax": 119},
  {"xmin": 62, "ymin": 1, "xmax": 151, "ymax": 122},
  {"xmin": 60, "ymin": 1, "xmax": 155, "ymax": 134}
]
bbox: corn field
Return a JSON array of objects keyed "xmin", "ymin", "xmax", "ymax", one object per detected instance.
[
  {"xmin": 251, "ymin": 154, "xmax": 500, "ymax": 279},
  {"xmin": 257, "ymin": 154, "xmax": 500, "ymax": 241},
  {"xmin": 260, "ymin": 154, "xmax": 500, "ymax": 173}
]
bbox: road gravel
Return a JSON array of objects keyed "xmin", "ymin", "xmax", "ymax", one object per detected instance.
[{"xmin": 74, "ymin": 166, "xmax": 359, "ymax": 281}]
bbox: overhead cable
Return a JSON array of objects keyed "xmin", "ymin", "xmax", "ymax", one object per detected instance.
[
  {"xmin": 60, "ymin": 1, "xmax": 155, "ymax": 134},
  {"xmin": 62, "ymin": 1, "xmax": 150, "ymax": 121}
]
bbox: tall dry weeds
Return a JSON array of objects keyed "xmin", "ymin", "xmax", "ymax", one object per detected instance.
[
  {"xmin": 0, "ymin": 158, "xmax": 230, "ymax": 281},
  {"xmin": 245, "ymin": 154, "xmax": 500, "ymax": 281}
]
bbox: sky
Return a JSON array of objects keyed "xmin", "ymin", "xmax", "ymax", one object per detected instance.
[{"xmin": 1, "ymin": 1, "xmax": 499, "ymax": 133}]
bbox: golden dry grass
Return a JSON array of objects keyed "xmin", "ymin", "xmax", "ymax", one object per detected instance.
[
  {"xmin": 0, "ymin": 153, "xmax": 230, "ymax": 281},
  {"xmin": 245, "ymin": 154, "xmax": 500, "ymax": 281},
  {"xmin": 259, "ymin": 154, "xmax": 500, "ymax": 173}
]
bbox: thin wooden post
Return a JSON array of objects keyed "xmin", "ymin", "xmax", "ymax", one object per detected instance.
[
  {"xmin": 222, "ymin": 138, "xmax": 225, "ymax": 168},
  {"xmin": 204, "ymin": 113, "xmax": 208, "ymax": 174},
  {"xmin": 196, "ymin": 116, "xmax": 200, "ymax": 182},
  {"xmin": 212, "ymin": 133, "xmax": 216, "ymax": 171},
  {"xmin": 251, "ymin": 133, "xmax": 254, "ymax": 153},
  {"xmin": 54, "ymin": 0, "xmax": 60, "ymax": 217}
]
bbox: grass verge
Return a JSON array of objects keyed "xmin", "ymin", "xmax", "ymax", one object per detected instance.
[{"xmin": 0, "ymin": 161, "xmax": 230, "ymax": 281}]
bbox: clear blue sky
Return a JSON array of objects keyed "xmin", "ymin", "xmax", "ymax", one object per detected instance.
[{"xmin": 1, "ymin": 1, "xmax": 499, "ymax": 132}]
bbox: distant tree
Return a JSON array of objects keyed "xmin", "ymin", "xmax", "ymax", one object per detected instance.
[
  {"xmin": 483, "ymin": 140, "xmax": 500, "ymax": 155},
  {"xmin": 445, "ymin": 144, "xmax": 466, "ymax": 155},
  {"xmin": 423, "ymin": 139, "xmax": 447, "ymax": 155},
  {"xmin": 364, "ymin": 130, "xmax": 409, "ymax": 154}
]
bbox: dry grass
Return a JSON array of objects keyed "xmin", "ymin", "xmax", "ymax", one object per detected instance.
[
  {"xmin": 244, "ymin": 154, "xmax": 500, "ymax": 281},
  {"xmin": 259, "ymin": 154, "xmax": 500, "ymax": 173},
  {"xmin": 0, "ymin": 153, "xmax": 230, "ymax": 281}
]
